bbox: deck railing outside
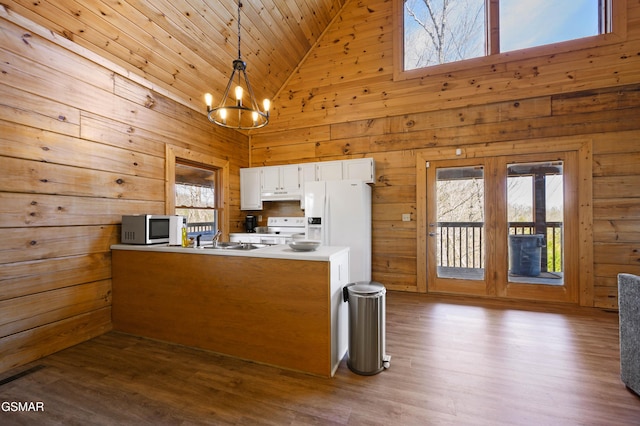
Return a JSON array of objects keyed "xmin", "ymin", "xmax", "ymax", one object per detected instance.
[
  {"xmin": 186, "ymin": 222, "xmax": 216, "ymax": 239},
  {"xmin": 436, "ymin": 222, "xmax": 563, "ymax": 272}
]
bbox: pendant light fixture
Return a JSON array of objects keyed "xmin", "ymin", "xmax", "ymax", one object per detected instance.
[{"xmin": 204, "ymin": 0, "xmax": 270, "ymax": 130}]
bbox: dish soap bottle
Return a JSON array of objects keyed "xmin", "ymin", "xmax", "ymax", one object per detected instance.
[{"xmin": 181, "ymin": 224, "xmax": 188, "ymax": 247}]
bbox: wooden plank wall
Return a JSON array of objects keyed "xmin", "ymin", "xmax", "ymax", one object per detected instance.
[
  {"xmin": 1, "ymin": 0, "xmax": 638, "ymax": 376},
  {"xmin": 0, "ymin": 15, "xmax": 248, "ymax": 373},
  {"xmin": 250, "ymin": 0, "xmax": 640, "ymax": 309}
]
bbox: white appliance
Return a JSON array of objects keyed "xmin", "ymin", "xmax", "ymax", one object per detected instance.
[
  {"xmin": 121, "ymin": 214, "xmax": 176, "ymax": 245},
  {"xmin": 229, "ymin": 217, "xmax": 306, "ymax": 244},
  {"xmin": 304, "ymin": 180, "xmax": 371, "ymax": 283},
  {"xmin": 264, "ymin": 217, "xmax": 306, "ymax": 243},
  {"xmin": 169, "ymin": 215, "xmax": 186, "ymax": 246}
]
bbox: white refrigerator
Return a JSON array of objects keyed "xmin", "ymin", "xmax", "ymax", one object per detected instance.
[{"xmin": 304, "ymin": 180, "xmax": 372, "ymax": 283}]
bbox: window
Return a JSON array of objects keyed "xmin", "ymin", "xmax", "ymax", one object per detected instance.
[
  {"xmin": 175, "ymin": 161, "xmax": 219, "ymax": 242},
  {"xmin": 400, "ymin": 0, "xmax": 621, "ymax": 72},
  {"xmin": 165, "ymin": 145, "xmax": 230, "ymax": 242},
  {"xmin": 404, "ymin": 0, "xmax": 485, "ymax": 69},
  {"xmin": 500, "ymin": 0, "xmax": 601, "ymax": 53}
]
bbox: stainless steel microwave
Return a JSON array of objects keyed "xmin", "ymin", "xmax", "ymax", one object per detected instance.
[{"xmin": 121, "ymin": 214, "xmax": 174, "ymax": 245}]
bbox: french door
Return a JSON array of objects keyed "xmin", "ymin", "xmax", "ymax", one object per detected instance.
[{"xmin": 423, "ymin": 151, "xmax": 579, "ymax": 303}]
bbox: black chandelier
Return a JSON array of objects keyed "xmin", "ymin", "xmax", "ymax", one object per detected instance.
[{"xmin": 204, "ymin": 0, "xmax": 270, "ymax": 130}]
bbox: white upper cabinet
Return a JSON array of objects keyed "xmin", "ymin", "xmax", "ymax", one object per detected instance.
[
  {"xmin": 300, "ymin": 163, "xmax": 317, "ymax": 183},
  {"xmin": 315, "ymin": 161, "xmax": 343, "ymax": 181},
  {"xmin": 315, "ymin": 159, "xmax": 375, "ymax": 183},
  {"xmin": 261, "ymin": 166, "xmax": 282, "ymax": 193},
  {"xmin": 240, "ymin": 167, "xmax": 263, "ymax": 210},
  {"xmin": 240, "ymin": 159, "xmax": 375, "ymax": 209},
  {"xmin": 279, "ymin": 165, "xmax": 302, "ymax": 192},
  {"xmin": 343, "ymin": 158, "xmax": 375, "ymax": 183},
  {"xmin": 260, "ymin": 164, "xmax": 302, "ymax": 200}
]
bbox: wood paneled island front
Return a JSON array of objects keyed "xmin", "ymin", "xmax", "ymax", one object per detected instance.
[{"xmin": 111, "ymin": 244, "xmax": 350, "ymax": 377}]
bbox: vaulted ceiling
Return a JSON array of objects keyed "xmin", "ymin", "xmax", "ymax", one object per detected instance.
[{"xmin": 3, "ymin": 0, "xmax": 347, "ymax": 112}]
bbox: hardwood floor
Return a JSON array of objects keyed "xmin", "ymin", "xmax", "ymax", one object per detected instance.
[{"xmin": 1, "ymin": 292, "xmax": 639, "ymax": 425}]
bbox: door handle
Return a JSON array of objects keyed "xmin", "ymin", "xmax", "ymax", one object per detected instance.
[{"xmin": 429, "ymin": 232, "xmax": 436, "ymax": 237}]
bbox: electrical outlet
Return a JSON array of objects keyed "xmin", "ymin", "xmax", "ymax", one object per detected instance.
[
  {"xmin": 402, "ymin": 213, "xmax": 411, "ymax": 222},
  {"xmin": 258, "ymin": 215, "xmax": 263, "ymax": 222}
]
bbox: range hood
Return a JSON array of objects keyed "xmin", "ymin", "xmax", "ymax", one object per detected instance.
[{"xmin": 260, "ymin": 189, "xmax": 302, "ymax": 201}]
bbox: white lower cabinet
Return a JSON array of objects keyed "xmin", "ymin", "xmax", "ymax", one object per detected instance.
[
  {"xmin": 229, "ymin": 234, "xmax": 261, "ymax": 243},
  {"xmin": 330, "ymin": 249, "xmax": 349, "ymax": 373}
]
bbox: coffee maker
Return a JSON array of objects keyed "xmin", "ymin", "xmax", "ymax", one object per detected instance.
[{"xmin": 245, "ymin": 215, "xmax": 257, "ymax": 233}]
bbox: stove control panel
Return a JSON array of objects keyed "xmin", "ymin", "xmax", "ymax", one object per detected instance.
[{"xmin": 267, "ymin": 217, "xmax": 305, "ymax": 227}]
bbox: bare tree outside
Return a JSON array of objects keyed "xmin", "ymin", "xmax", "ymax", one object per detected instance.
[
  {"xmin": 174, "ymin": 162, "xmax": 219, "ymax": 238},
  {"xmin": 404, "ymin": 0, "xmax": 485, "ymax": 70},
  {"xmin": 436, "ymin": 167, "xmax": 484, "ymax": 271},
  {"xmin": 175, "ymin": 183, "xmax": 217, "ymax": 226},
  {"xmin": 435, "ymin": 163, "xmax": 564, "ymax": 276},
  {"xmin": 404, "ymin": 0, "xmax": 602, "ymax": 71}
]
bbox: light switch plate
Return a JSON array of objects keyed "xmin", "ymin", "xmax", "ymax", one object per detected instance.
[{"xmin": 402, "ymin": 213, "xmax": 411, "ymax": 222}]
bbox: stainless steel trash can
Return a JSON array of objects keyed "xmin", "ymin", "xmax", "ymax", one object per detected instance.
[{"xmin": 343, "ymin": 281, "xmax": 390, "ymax": 375}]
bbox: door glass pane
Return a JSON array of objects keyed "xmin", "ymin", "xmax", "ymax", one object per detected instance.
[
  {"xmin": 507, "ymin": 161, "xmax": 564, "ymax": 285},
  {"xmin": 436, "ymin": 166, "xmax": 485, "ymax": 280}
]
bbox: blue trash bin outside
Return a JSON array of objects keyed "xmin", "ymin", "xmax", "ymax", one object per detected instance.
[{"xmin": 509, "ymin": 234, "xmax": 545, "ymax": 276}]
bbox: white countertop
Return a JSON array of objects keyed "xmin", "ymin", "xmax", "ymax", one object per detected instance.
[
  {"xmin": 110, "ymin": 243, "xmax": 349, "ymax": 261},
  {"xmin": 229, "ymin": 232, "xmax": 283, "ymax": 237}
]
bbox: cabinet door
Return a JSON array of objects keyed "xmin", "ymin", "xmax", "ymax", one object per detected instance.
[
  {"xmin": 230, "ymin": 235, "xmax": 261, "ymax": 243},
  {"xmin": 300, "ymin": 163, "xmax": 316, "ymax": 183},
  {"xmin": 240, "ymin": 168, "xmax": 262, "ymax": 210},
  {"xmin": 280, "ymin": 165, "xmax": 301, "ymax": 191},
  {"xmin": 299, "ymin": 163, "xmax": 317, "ymax": 209},
  {"xmin": 261, "ymin": 166, "xmax": 281, "ymax": 192},
  {"xmin": 343, "ymin": 158, "xmax": 375, "ymax": 183},
  {"xmin": 330, "ymin": 250, "xmax": 350, "ymax": 368},
  {"xmin": 316, "ymin": 161, "xmax": 343, "ymax": 181},
  {"xmin": 260, "ymin": 235, "xmax": 287, "ymax": 245}
]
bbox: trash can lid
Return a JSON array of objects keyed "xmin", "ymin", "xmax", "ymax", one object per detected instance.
[
  {"xmin": 509, "ymin": 234, "xmax": 544, "ymax": 239},
  {"xmin": 347, "ymin": 281, "xmax": 386, "ymax": 296}
]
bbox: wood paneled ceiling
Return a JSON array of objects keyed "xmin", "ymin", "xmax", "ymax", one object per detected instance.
[{"xmin": 3, "ymin": 0, "xmax": 346, "ymax": 112}]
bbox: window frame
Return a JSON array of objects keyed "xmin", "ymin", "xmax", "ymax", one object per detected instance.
[
  {"xmin": 165, "ymin": 145, "xmax": 230, "ymax": 240},
  {"xmin": 174, "ymin": 161, "xmax": 220, "ymax": 239},
  {"xmin": 393, "ymin": 0, "xmax": 627, "ymax": 82}
]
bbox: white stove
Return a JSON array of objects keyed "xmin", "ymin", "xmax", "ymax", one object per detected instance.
[
  {"xmin": 230, "ymin": 217, "xmax": 306, "ymax": 245},
  {"xmin": 266, "ymin": 217, "xmax": 306, "ymax": 235}
]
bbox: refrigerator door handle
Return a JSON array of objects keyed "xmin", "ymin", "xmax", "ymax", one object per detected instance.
[{"xmin": 324, "ymin": 195, "xmax": 330, "ymax": 245}]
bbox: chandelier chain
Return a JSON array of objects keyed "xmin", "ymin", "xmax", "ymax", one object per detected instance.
[
  {"xmin": 237, "ymin": 2, "xmax": 242, "ymax": 60},
  {"xmin": 203, "ymin": 0, "xmax": 270, "ymax": 130}
]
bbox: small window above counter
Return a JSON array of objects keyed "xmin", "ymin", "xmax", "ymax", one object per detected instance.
[{"xmin": 240, "ymin": 158, "xmax": 375, "ymax": 210}]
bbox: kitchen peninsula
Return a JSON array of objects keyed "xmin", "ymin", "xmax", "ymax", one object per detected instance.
[{"xmin": 110, "ymin": 244, "xmax": 350, "ymax": 377}]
